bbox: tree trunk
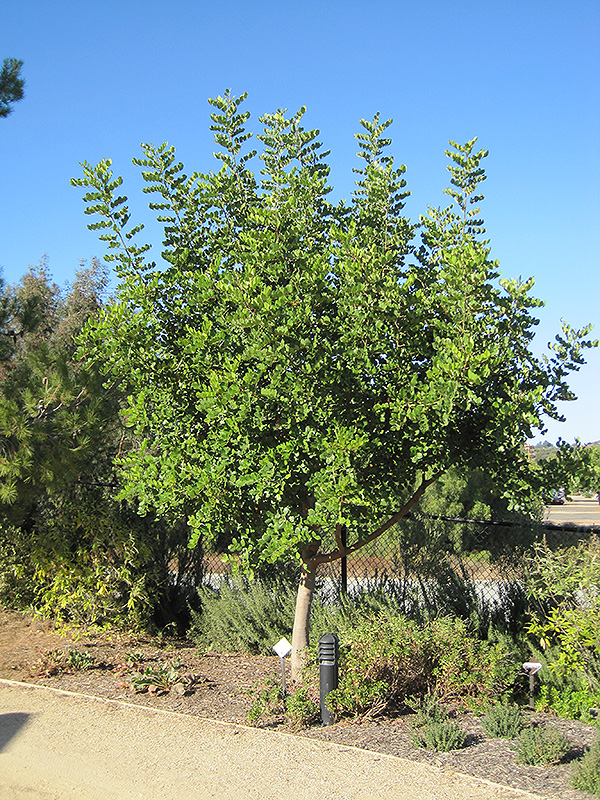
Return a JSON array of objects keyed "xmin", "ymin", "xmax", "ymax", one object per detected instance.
[
  {"xmin": 290, "ymin": 565, "xmax": 316, "ymax": 683},
  {"xmin": 288, "ymin": 477, "xmax": 441, "ymax": 683}
]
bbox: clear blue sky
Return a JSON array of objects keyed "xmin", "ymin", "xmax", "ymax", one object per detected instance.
[{"xmin": 2, "ymin": 0, "xmax": 599, "ymax": 443}]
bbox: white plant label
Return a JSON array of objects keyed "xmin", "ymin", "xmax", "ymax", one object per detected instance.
[
  {"xmin": 523, "ymin": 661, "xmax": 542, "ymax": 674},
  {"xmin": 273, "ymin": 638, "xmax": 292, "ymax": 658}
]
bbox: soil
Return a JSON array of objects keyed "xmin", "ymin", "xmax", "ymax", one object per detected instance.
[{"xmin": 1, "ymin": 607, "xmax": 597, "ymax": 800}]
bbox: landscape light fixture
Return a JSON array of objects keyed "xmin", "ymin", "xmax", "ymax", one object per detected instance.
[
  {"xmin": 273, "ymin": 637, "xmax": 292, "ymax": 697},
  {"xmin": 523, "ymin": 661, "xmax": 542, "ymax": 710},
  {"xmin": 318, "ymin": 633, "xmax": 339, "ymax": 726}
]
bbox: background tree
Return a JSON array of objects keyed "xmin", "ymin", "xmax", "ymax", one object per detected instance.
[
  {"xmin": 0, "ymin": 259, "xmax": 202, "ymax": 629},
  {"xmin": 73, "ymin": 91, "xmax": 596, "ymax": 678},
  {"xmin": 535, "ymin": 439, "xmax": 600, "ymax": 499},
  {"xmin": 0, "ymin": 58, "xmax": 24, "ymax": 118}
]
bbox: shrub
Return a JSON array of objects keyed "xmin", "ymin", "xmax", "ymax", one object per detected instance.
[
  {"xmin": 247, "ymin": 678, "xmax": 318, "ymax": 729},
  {"xmin": 515, "ymin": 725, "xmax": 570, "ymax": 765},
  {"xmin": 410, "ymin": 695, "xmax": 467, "ymax": 752},
  {"xmin": 432, "ymin": 618, "xmax": 519, "ymax": 706},
  {"xmin": 190, "ymin": 568, "xmax": 363, "ymax": 655},
  {"xmin": 0, "ymin": 494, "xmax": 199, "ymax": 633},
  {"xmin": 481, "ymin": 704, "xmax": 525, "ymax": 738},
  {"xmin": 572, "ymin": 738, "xmax": 600, "ymax": 795},
  {"xmin": 325, "ymin": 612, "xmax": 519, "ymax": 720},
  {"xmin": 526, "ymin": 537, "xmax": 600, "ymax": 686},
  {"xmin": 413, "ymin": 695, "xmax": 450, "ymax": 726},
  {"xmin": 536, "ymin": 682, "xmax": 600, "ymax": 722},
  {"xmin": 411, "ymin": 719, "xmax": 467, "ymax": 752},
  {"xmin": 247, "ymin": 678, "xmax": 284, "ymax": 724},
  {"xmin": 284, "ymin": 686, "xmax": 319, "ymax": 729},
  {"xmin": 64, "ymin": 649, "xmax": 96, "ymax": 671},
  {"xmin": 128, "ymin": 658, "xmax": 192, "ymax": 694},
  {"xmin": 190, "ymin": 574, "xmax": 297, "ymax": 654}
]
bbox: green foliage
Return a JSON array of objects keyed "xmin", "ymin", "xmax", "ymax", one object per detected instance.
[
  {"xmin": 247, "ymin": 678, "xmax": 318, "ymax": 729},
  {"xmin": 324, "ymin": 612, "xmax": 519, "ymax": 719},
  {"xmin": 0, "ymin": 260, "xmax": 203, "ymax": 632},
  {"xmin": 247, "ymin": 678, "xmax": 284, "ymax": 724},
  {"xmin": 536, "ymin": 440, "xmax": 600, "ymax": 499},
  {"xmin": 526, "ymin": 537, "xmax": 600, "ymax": 687},
  {"xmin": 515, "ymin": 725, "xmax": 570, "ymax": 766},
  {"xmin": 190, "ymin": 574, "xmax": 297, "ymax": 654},
  {"xmin": 33, "ymin": 647, "xmax": 95, "ymax": 675},
  {"xmin": 412, "ymin": 695, "xmax": 451, "ymax": 726},
  {"xmin": 535, "ymin": 682, "xmax": 600, "ymax": 722},
  {"xmin": 190, "ymin": 570, "xmax": 368, "ymax": 656},
  {"xmin": 528, "ymin": 441, "xmax": 558, "ymax": 463},
  {"xmin": 410, "ymin": 701, "xmax": 467, "ymax": 752},
  {"xmin": 284, "ymin": 686, "xmax": 319, "ymax": 729},
  {"xmin": 0, "ymin": 259, "xmax": 113, "ymax": 514},
  {"xmin": 481, "ymin": 704, "xmax": 525, "ymax": 738},
  {"xmin": 0, "ymin": 57, "xmax": 24, "ymax": 118},
  {"xmin": 0, "ymin": 485, "xmax": 198, "ymax": 632},
  {"xmin": 128, "ymin": 658, "xmax": 191, "ymax": 694},
  {"xmin": 419, "ymin": 467, "xmax": 522, "ymax": 530},
  {"xmin": 572, "ymin": 737, "xmax": 600, "ymax": 796},
  {"xmin": 125, "ymin": 651, "xmax": 145, "ymax": 668},
  {"xmin": 190, "ymin": 565, "xmax": 524, "ymax": 665},
  {"xmin": 64, "ymin": 648, "xmax": 96, "ymax": 670},
  {"xmin": 411, "ymin": 721, "xmax": 467, "ymax": 752},
  {"xmin": 73, "ymin": 91, "xmax": 595, "ymax": 587}
]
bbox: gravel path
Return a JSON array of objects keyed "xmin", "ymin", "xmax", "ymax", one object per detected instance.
[{"xmin": 0, "ymin": 680, "xmax": 550, "ymax": 800}]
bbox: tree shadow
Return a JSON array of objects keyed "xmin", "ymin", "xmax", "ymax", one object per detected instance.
[{"xmin": 0, "ymin": 713, "xmax": 32, "ymax": 752}]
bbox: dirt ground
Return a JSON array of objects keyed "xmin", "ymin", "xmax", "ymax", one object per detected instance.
[{"xmin": 0, "ymin": 607, "xmax": 598, "ymax": 800}]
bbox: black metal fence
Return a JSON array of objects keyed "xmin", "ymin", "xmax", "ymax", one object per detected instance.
[{"xmin": 202, "ymin": 516, "xmax": 598, "ymax": 625}]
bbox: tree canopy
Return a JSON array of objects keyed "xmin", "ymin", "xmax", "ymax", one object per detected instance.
[
  {"xmin": 0, "ymin": 58, "xmax": 24, "ymax": 118},
  {"xmin": 0, "ymin": 258, "xmax": 112, "ymax": 515},
  {"xmin": 73, "ymin": 91, "xmax": 596, "ymax": 675}
]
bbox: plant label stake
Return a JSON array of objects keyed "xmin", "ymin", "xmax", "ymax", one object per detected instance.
[
  {"xmin": 523, "ymin": 661, "xmax": 542, "ymax": 710},
  {"xmin": 273, "ymin": 638, "xmax": 292, "ymax": 697}
]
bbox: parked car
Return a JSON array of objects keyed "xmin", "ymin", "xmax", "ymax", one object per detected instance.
[{"xmin": 551, "ymin": 489, "xmax": 566, "ymax": 505}]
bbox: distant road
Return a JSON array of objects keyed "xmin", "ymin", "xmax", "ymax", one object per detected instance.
[{"xmin": 544, "ymin": 495, "xmax": 600, "ymax": 528}]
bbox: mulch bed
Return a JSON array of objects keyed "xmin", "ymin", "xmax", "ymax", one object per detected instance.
[{"xmin": 0, "ymin": 608, "xmax": 597, "ymax": 800}]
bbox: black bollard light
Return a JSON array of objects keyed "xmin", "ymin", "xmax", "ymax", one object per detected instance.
[{"xmin": 318, "ymin": 632, "xmax": 339, "ymax": 726}]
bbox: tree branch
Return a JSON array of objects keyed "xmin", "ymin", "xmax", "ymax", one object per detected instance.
[{"xmin": 306, "ymin": 472, "xmax": 442, "ymax": 570}]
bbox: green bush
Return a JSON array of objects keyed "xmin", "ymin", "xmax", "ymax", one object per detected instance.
[
  {"xmin": 189, "ymin": 570, "xmax": 386, "ymax": 655},
  {"xmin": 526, "ymin": 537, "xmax": 600, "ymax": 686},
  {"xmin": 325, "ymin": 612, "xmax": 520, "ymax": 719},
  {"xmin": 128, "ymin": 659, "xmax": 191, "ymax": 694},
  {"xmin": 481, "ymin": 704, "xmax": 525, "ymax": 738},
  {"xmin": 410, "ymin": 693, "xmax": 469, "ymax": 751},
  {"xmin": 247, "ymin": 678, "xmax": 319, "ymax": 729},
  {"xmin": 515, "ymin": 725, "xmax": 570, "ymax": 765},
  {"xmin": 190, "ymin": 575, "xmax": 297, "ymax": 654},
  {"xmin": 247, "ymin": 678, "xmax": 284, "ymax": 724},
  {"xmin": 413, "ymin": 695, "xmax": 451, "ymax": 726},
  {"xmin": 572, "ymin": 738, "xmax": 600, "ymax": 796},
  {"xmin": 284, "ymin": 686, "xmax": 319, "ymax": 729},
  {"xmin": 0, "ymin": 492, "xmax": 201, "ymax": 633},
  {"xmin": 536, "ymin": 682, "xmax": 600, "ymax": 722},
  {"xmin": 411, "ymin": 719, "xmax": 467, "ymax": 751},
  {"xmin": 64, "ymin": 649, "xmax": 96, "ymax": 671}
]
